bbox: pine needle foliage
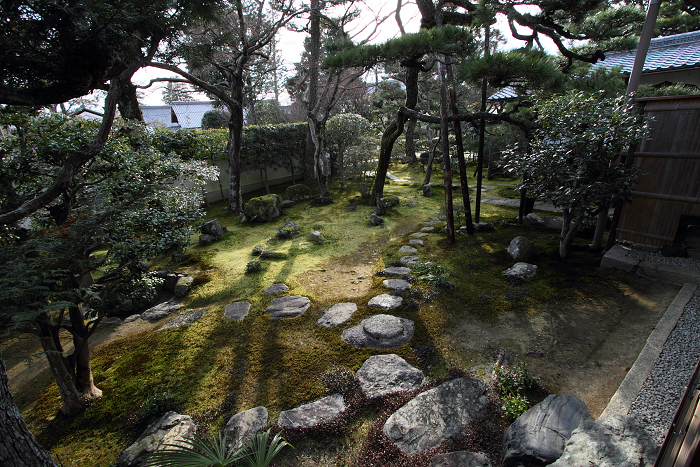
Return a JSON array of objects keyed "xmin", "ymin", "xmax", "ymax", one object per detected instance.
[{"xmin": 459, "ymin": 48, "xmax": 566, "ymax": 90}]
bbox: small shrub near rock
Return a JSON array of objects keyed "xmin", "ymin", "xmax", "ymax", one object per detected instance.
[
  {"xmin": 260, "ymin": 250, "xmax": 287, "ymax": 260},
  {"xmin": 251, "ymin": 244, "xmax": 264, "ymax": 256},
  {"xmin": 411, "ymin": 261, "xmax": 454, "ymax": 288},
  {"xmin": 138, "ymin": 391, "xmax": 179, "ymax": 424},
  {"xmin": 246, "ymin": 260, "xmax": 263, "ymax": 274},
  {"xmin": 276, "ymin": 225, "xmax": 296, "ymax": 239},
  {"xmin": 494, "ymin": 363, "xmax": 537, "ymax": 420}
]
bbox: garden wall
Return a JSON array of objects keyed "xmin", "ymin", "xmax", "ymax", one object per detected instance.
[{"xmin": 201, "ymin": 160, "xmax": 300, "ymax": 203}]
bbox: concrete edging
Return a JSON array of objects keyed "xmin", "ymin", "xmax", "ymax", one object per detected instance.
[{"xmin": 600, "ymin": 282, "xmax": 699, "ymax": 419}]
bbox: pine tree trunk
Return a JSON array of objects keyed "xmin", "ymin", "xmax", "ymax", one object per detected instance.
[
  {"xmin": 405, "ymin": 118, "xmax": 417, "ymax": 163},
  {"xmin": 0, "ymin": 351, "xmax": 58, "ymax": 467},
  {"xmin": 226, "ymin": 73, "xmax": 245, "ymax": 215}
]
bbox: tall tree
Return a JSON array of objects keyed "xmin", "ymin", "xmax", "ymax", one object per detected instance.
[{"xmin": 162, "ymin": 82, "xmax": 195, "ymax": 104}]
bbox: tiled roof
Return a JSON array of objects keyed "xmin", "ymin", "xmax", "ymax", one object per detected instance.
[
  {"xmin": 141, "ymin": 105, "xmax": 177, "ymax": 128},
  {"xmin": 171, "ymin": 101, "xmax": 215, "ymax": 129},
  {"xmin": 488, "ymin": 86, "xmax": 521, "ymax": 100},
  {"xmin": 596, "ymin": 30, "xmax": 700, "ymax": 74}
]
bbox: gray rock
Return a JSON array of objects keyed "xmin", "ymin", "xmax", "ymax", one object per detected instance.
[
  {"xmin": 199, "ymin": 234, "xmax": 217, "ymax": 246},
  {"xmin": 243, "ymin": 194, "xmax": 282, "ymax": 223},
  {"xmin": 266, "ymin": 295, "xmax": 310, "ymax": 318},
  {"xmin": 308, "ymin": 231, "xmax": 324, "ymax": 244},
  {"xmin": 421, "ymin": 221, "xmax": 442, "ymax": 226},
  {"xmin": 377, "ymin": 266, "xmax": 411, "ymax": 277},
  {"xmin": 224, "ymin": 301, "xmax": 251, "ymax": 320},
  {"xmin": 356, "ymin": 354, "xmax": 424, "ymax": 399},
  {"xmin": 124, "ymin": 314, "xmax": 141, "ymax": 323},
  {"xmin": 341, "ymin": 314, "xmax": 414, "ymax": 348},
  {"xmin": 369, "ymin": 212, "xmax": 384, "ymax": 226},
  {"xmin": 503, "ymin": 394, "xmax": 591, "ymax": 467},
  {"xmin": 422, "ymin": 184, "xmax": 433, "ymax": 197},
  {"xmin": 383, "ymin": 377, "xmax": 488, "ymax": 454},
  {"xmin": 503, "ymin": 262, "xmax": 537, "ymax": 280},
  {"xmin": 286, "ymin": 183, "xmax": 313, "ymax": 201},
  {"xmin": 264, "ymin": 283, "xmax": 289, "ymax": 295},
  {"xmin": 400, "ymin": 255, "xmax": 420, "ymax": 265},
  {"xmin": 224, "ymin": 406, "xmax": 268, "ymax": 451},
  {"xmin": 202, "ymin": 218, "xmax": 226, "ymax": 237},
  {"xmin": 317, "ymin": 302, "xmax": 357, "ymax": 327},
  {"xmin": 173, "ymin": 276, "xmax": 193, "ymax": 297},
  {"xmin": 383, "ymin": 279, "xmax": 411, "ymax": 293},
  {"xmin": 409, "ymin": 232, "xmax": 427, "ymax": 238},
  {"xmin": 283, "ymin": 220, "xmax": 299, "ymax": 234},
  {"xmin": 101, "ymin": 317, "xmax": 122, "ymax": 325},
  {"xmin": 115, "ymin": 412, "xmax": 195, "ymax": 467},
  {"xmin": 278, "ymin": 394, "xmax": 345, "ymax": 429},
  {"xmin": 160, "ymin": 309, "xmax": 205, "ymax": 330},
  {"xmin": 399, "ymin": 245, "xmax": 419, "ymax": 254},
  {"xmin": 409, "ymin": 239, "xmax": 425, "ymax": 245},
  {"xmin": 507, "ymin": 236, "xmax": 537, "ymax": 262},
  {"xmin": 525, "ymin": 213, "xmax": 543, "ymax": 225},
  {"xmin": 541, "ymin": 216, "xmax": 564, "ymax": 230},
  {"xmin": 164, "ymin": 273, "xmax": 180, "ymax": 292},
  {"xmin": 430, "ymin": 451, "xmax": 492, "ymax": 467},
  {"xmin": 251, "ymin": 245, "xmax": 264, "ymax": 256},
  {"xmin": 141, "ymin": 300, "xmax": 181, "ymax": 321},
  {"xmin": 549, "ymin": 414, "xmax": 658, "ymax": 467},
  {"xmin": 383, "ymin": 196, "xmax": 400, "ymax": 208},
  {"xmin": 473, "ymin": 222, "xmax": 494, "ymax": 232},
  {"xmin": 368, "ymin": 294, "xmax": 403, "ymax": 310},
  {"xmin": 281, "ymin": 199, "xmax": 295, "ymax": 208},
  {"xmin": 420, "ymin": 226, "xmax": 435, "ymax": 232}
]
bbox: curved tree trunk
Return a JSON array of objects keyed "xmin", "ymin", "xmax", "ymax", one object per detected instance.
[
  {"xmin": 405, "ymin": 118, "xmax": 417, "ymax": 163},
  {"xmin": 117, "ymin": 80, "xmax": 143, "ymax": 121},
  {"xmin": 559, "ymin": 208, "xmax": 583, "ymax": 258},
  {"xmin": 422, "ymin": 127, "xmax": 438, "ymax": 186},
  {"xmin": 0, "ymin": 351, "xmax": 58, "ymax": 467}
]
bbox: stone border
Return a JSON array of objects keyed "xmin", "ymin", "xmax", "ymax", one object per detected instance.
[
  {"xmin": 601, "ymin": 245, "xmax": 700, "ymax": 286},
  {"xmin": 600, "ymin": 282, "xmax": 699, "ymax": 419}
]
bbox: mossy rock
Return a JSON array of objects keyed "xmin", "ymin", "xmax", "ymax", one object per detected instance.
[
  {"xmin": 243, "ymin": 194, "xmax": 282, "ymax": 223},
  {"xmin": 286, "ymin": 184, "xmax": 313, "ymax": 201}
]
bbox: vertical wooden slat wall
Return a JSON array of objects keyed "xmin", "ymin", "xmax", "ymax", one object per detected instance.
[{"xmin": 617, "ymin": 95, "xmax": 700, "ymax": 247}]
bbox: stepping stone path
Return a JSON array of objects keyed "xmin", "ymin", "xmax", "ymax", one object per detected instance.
[
  {"xmin": 160, "ymin": 309, "xmax": 205, "ymax": 331},
  {"xmin": 420, "ymin": 226, "xmax": 435, "ymax": 232},
  {"xmin": 383, "ymin": 279, "xmax": 411, "ymax": 293},
  {"xmin": 400, "ymin": 255, "xmax": 420, "ymax": 265},
  {"xmin": 383, "ymin": 377, "xmax": 488, "ymax": 455},
  {"xmin": 224, "ymin": 301, "xmax": 251, "ymax": 320},
  {"xmin": 421, "ymin": 221, "xmax": 442, "ymax": 226},
  {"xmin": 266, "ymin": 295, "xmax": 310, "ymax": 318},
  {"xmin": 399, "ymin": 245, "xmax": 418, "ymax": 254},
  {"xmin": 377, "ymin": 266, "xmax": 411, "ymax": 277},
  {"xmin": 278, "ymin": 394, "xmax": 345, "ymax": 429},
  {"xmin": 341, "ymin": 314, "xmax": 414, "ymax": 348},
  {"xmin": 264, "ymin": 283, "xmax": 289, "ymax": 295},
  {"xmin": 140, "ymin": 299, "xmax": 181, "ymax": 321},
  {"xmin": 224, "ymin": 406, "xmax": 268, "ymax": 451},
  {"xmin": 317, "ymin": 302, "xmax": 357, "ymax": 327},
  {"xmin": 409, "ymin": 239, "xmax": 424, "ymax": 245},
  {"xmin": 368, "ymin": 294, "xmax": 403, "ymax": 310},
  {"xmin": 356, "ymin": 354, "xmax": 424, "ymax": 399},
  {"xmin": 409, "ymin": 232, "xmax": 427, "ymax": 238}
]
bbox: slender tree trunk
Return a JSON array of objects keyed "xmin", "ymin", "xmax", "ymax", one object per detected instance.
[
  {"xmin": 590, "ymin": 208, "xmax": 607, "ymax": 251},
  {"xmin": 0, "ymin": 351, "xmax": 58, "ymax": 467},
  {"xmin": 437, "ymin": 57, "xmax": 455, "ymax": 244},
  {"xmin": 405, "ymin": 118, "xmax": 417, "ymax": 163},
  {"xmin": 305, "ymin": 0, "xmax": 321, "ymax": 189},
  {"xmin": 422, "ymin": 126, "xmax": 437, "ymax": 186},
  {"xmin": 339, "ymin": 146, "xmax": 346, "ymax": 189},
  {"xmin": 226, "ymin": 73, "xmax": 245, "ymax": 215},
  {"xmin": 475, "ymin": 24, "xmax": 490, "ymax": 223},
  {"xmin": 559, "ymin": 208, "xmax": 583, "ymax": 258}
]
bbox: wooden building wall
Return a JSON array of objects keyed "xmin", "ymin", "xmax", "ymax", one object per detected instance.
[{"xmin": 617, "ymin": 95, "xmax": 700, "ymax": 247}]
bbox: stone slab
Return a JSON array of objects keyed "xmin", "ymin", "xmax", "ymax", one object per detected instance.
[
  {"xmin": 400, "ymin": 256, "xmax": 420, "ymax": 265},
  {"xmin": 160, "ymin": 309, "xmax": 205, "ymax": 331},
  {"xmin": 368, "ymin": 294, "xmax": 403, "ymax": 310},
  {"xmin": 356, "ymin": 354, "xmax": 424, "ymax": 399},
  {"xmin": 278, "ymin": 394, "xmax": 345, "ymax": 429},
  {"xmin": 377, "ymin": 267, "xmax": 411, "ymax": 277},
  {"xmin": 264, "ymin": 283, "xmax": 289, "ymax": 295},
  {"xmin": 409, "ymin": 239, "xmax": 424, "ymax": 245},
  {"xmin": 266, "ymin": 295, "xmax": 310, "ymax": 318},
  {"xmin": 224, "ymin": 301, "xmax": 251, "ymax": 320},
  {"xmin": 383, "ymin": 279, "xmax": 411, "ymax": 292},
  {"xmin": 409, "ymin": 232, "xmax": 427, "ymax": 238},
  {"xmin": 600, "ymin": 245, "xmax": 640, "ymax": 273},
  {"xmin": 317, "ymin": 302, "xmax": 357, "ymax": 327},
  {"xmin": 399, "ymin": 245, "xmax": 419, "ymax": 254},
  {"xmin": 341, "ymin": 314, "xmax": 414, "ymax": 348}
]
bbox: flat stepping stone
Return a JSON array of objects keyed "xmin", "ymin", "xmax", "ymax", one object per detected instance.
[
  {"xmin": 278, "ymin": 394, "xmax": 345, "ymax": 429},
  {"xmin": 224, "ymin": 406, "xmax": 268, "ymax": 451},
  {"xmin": 409, "ymin": 239, "xmax": 424, "ymax": 245},
  {"xmin": 224, "ymin": 301, "xmax": 251, "ymax": 320},
  {"xmin": 356, "ymin": 354, "xmax": 424, "ymax": 399},
  {"xmin": 264, "ymin": 283, "xmax": 289, "ymax": 295},
  {"xmin": 409, "ymin": 232, "xmax": 427, "ymax": 238},
  {"xmin": 160, "ymin": 309, "xmax": 205, "ymax": 330},
  {"xmin": 383, "ymin": 279, "xmax": 411, "ymax": 293},
  {"xmin": 368, "ymin": 294, "xmax": 403, "ymax": 310},
  {"xmin": 377, "ymin": 266, "xmax": 411, "ymax": 277},
  {"xmin": 266, "ymin": 295, "xmax": 310, "ymax": 318},
  {"xmin": 341, "ymin": 314, "xmax": 414, "ymax": 348},
  {"xmin": 400, "ymin": 256, "xmax": 420, "ymax": 265},
  {"xmin": 140, "ymin": 300, "xmax": 181, "ymax": 321},
  {"xmin": 421, "ymin": 221, "xmax": 442, "ymax": 226},
  {"xmin": 420, "ymin": 226, "xmax": 435, "ymax": 232},
  {"xmin": 399, "ymin": 245, "xmax": 418, "ymax": 254},
  {"xmin": 383, "ymin": 377, "xmax": 489, "ymax": 455},
  {"xmin": 317, "ymin": 302, "xmax": 357, "ymax": 327}
]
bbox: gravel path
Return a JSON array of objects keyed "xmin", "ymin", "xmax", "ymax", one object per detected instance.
[
  {"xmin": 626, "ymin": 248, "xmax": 700, "ymax": 270},
  {"xmin": 628, "ymin": 289, "xmax": 700, "ymax": 443}
]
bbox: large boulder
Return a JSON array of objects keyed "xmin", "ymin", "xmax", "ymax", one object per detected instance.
[
  {"xmin": 341, "ymin": 314, "xmax": 414, "ymax": 349},
  {"xmin": 115, "ymin": 412, "xmax": 195, "ymax": 467},
  {"xmin": 356, "ymin": 354, "xmax": 424, "ymax": 399},
  {"xmin": 202, "ymin": 218, "xmax": 226, "ymax": 237},
  {"xmin": 503, "ymin": 394, "xmax": 590, "ymax": 467},
  {"xmin": 278, "ymin": 394, "xmax": 346, "ymax": 429},
  {"xmin": 224, "ymin": 406, "xmax": 268, "ymax": 451},
  {"xmin": 286, "ymin": 184, "xmax": 313, "ymax": 201},
  {"xmin": 506, "ymin": 236, "xmax": 537, "ymax": 262},
  {"xmin": 243, "ymin": 194, "xmax": 282, "ymax": 223},
  {"xmin": 550, "ymin": 414, "xmax": 659, "ymax": 467},
  {"xmin": 383, "ymin": 377, "xmax": 488, "ymax": 454}
]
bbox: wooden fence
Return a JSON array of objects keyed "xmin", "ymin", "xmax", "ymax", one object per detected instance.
[{"xmin": 616, "ymin": 95, "xmax": 700, "ymax": 247}]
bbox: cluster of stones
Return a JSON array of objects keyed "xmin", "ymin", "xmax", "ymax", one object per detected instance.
[
  {"xmin": 504, "ymin": 235, "xmax": 538, "ymax": 280},
  {"xmin": 199, "ymin": 218, "xmax": 227, "ymax": 246}
]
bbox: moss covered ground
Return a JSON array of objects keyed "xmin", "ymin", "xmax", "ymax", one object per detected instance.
[{"xmin": 11, "ymin": 162, "xmax": 641, "ymax": 466}]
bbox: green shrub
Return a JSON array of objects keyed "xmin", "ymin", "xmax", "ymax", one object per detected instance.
[
  {"xmin": 246, "ymin": 261, "xmax": 263, "ymax": 274},
  {"xmin": 502, "ymin": 394, "xmax": 530, "ymax": 420},
  {"xmin": 411, "ymin": 261, "xmax": 454, "ymax": 288},
  {"xmin": 138, "ymin": 391, "xmax": 178, "ymax": 423},
  {"xmin": 494, "ymin": 363, "xmax": 538, "ymax": 420},
  {"xmin": 276, "ymin": 226, "xmax": 295, "ymax": 239}
]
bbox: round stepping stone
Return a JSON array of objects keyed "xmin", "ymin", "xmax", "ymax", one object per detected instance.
[
  {"xmin": 383, "ymin": 279, "xmax": 411, "ymax": 293},
  {"xmin": 409, "ymin": 239, "xmax": 424, "ymax": 245},
  {"xmin": 266, "ymin": 295, "xmax": 310, "ymax": 318},
  {"xmin": 400, "ymin": 256, "xmax": 420, "ymax": 265},
  {"xmin": 356, "ymin": 354, "xmax": 424, "ymax": 399},
  {"xmin": 399, "ymin": 245, "xmax": 418, "ymax": 254},
  {"xmin": 409, "ymin": 232, "xmax": 427, "ymax": 238},
  {"xmin": 368, "ymin": 294, "xmax": 403, "ymax": 310},
  {"xmin": 420, "ymin": 226, "xmax": 435, "ymax": 232},
  {"xmin": 341, "ymin": 314, "xmax": 414, "ymax": 348},
  {"xmin": 278, "ymin": 394, "xmax": 345, "ymax": 429},
  {"xmin": 264, "ymin": 283, "xmax": 289, "ymax": 295},
  {"xmin": 378, "ymin": 266, "xmax": 411, "ymax": 277},
  {"xmin": 317, "ymin": 302, "xmax": 357, "ymax": 327},
  {"xmin": 160, "ymin": 309, "xmax": 205, "ymax": 330},
  {"xmin": 421, "ymin": 221, "xmax": 442, "ymax": 226},
  {"xmin": 224, "ymin": 301, "xmax": 251, "ymax": 320}
]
